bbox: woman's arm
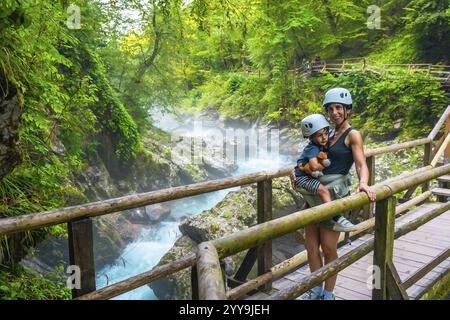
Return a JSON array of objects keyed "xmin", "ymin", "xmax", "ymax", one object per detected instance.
[{"xmin": 349, "ymin": 130, "xmax": 376, "ymax": 202}]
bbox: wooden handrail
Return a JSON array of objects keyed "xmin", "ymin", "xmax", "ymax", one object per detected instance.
[
  {"xmin": 0, "ymin": 168, "xmax": 289, "ymax": 236},
  {"xmin": 211, "ymin": 164, "xmax": 450, "ymax": 258},
  {"xmin": 77, "ymin": 168, "xmax": 434, "ymax": 301},
  {"xmin": 0, "ymin": 135, "xmax": 440, "ymax": 236},
  {"xmin": 431, "ymin": 132, "xmax": 450, "ymax": 166},
  {"xmin": 76, "ymin": 254, "xmax": 196, "ymax": 300},
  {"xmin": 428, "ymin": 105, "xmax": 450, "ymax": 140},
  {"xmin": 265, "ymin": 200, "xmax": 450, "ymax": 300},
  {"xmin": 197, "ymin": 242, "xmax": 226, "ymax": 300},
  {"xmin": 365, "ymin": 138, "xmax": 431, "ymax": 157}
]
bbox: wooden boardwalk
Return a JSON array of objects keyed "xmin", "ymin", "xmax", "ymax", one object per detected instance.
[{"xmin": 247, "ymin": 202, "xmax": 450, "ymax": 300}]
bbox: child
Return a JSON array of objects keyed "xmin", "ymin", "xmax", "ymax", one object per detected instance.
[{"xmin": 295, "ymin": 114, "xmax": 357, "ymax": 232}]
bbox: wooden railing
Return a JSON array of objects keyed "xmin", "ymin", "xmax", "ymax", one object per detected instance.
[
  {"xmin": 1, "ymin": 105, "xmax": 450, "ymax": 300},
  {"xmin": 290, "ymin": 58, "xmax": 450, "ymax": 86}
]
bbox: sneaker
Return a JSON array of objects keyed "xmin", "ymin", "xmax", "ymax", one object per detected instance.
[
  {"xmin": 331, "ymin": 216, "xmax": 358, "ymax": 232},
  {"xmin": 320, "ymin": 292, "xmax": 336, "ymax": 300},
  {"xmin": 297, "ymin": 289, "xmax": 323, "ymax": 300}
]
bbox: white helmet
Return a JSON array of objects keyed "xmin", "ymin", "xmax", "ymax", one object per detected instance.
[
  {"xmin": 323, "ymin": 88, "xmax": 353, "ymax": 109},
  {"xmin": 301, "ymin": 114, "xmax": 330, "ymax": 138}
]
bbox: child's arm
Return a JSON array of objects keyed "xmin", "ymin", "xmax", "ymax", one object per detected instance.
[{"xmin": 306, "ymin": 157, "xmax": 326, "ymax": 172}]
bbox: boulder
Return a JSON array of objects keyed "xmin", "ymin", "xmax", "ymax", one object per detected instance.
[{"xmin": 124, "ymin": 204, "xmax": 172, "ymax": 225}]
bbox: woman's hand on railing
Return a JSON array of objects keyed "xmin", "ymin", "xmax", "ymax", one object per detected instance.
[
  {"xmin": 290, "ymin": 168, "xmax": 297, "ymax": 191},
  {"xmin": 357, "ymin": 183, "xmax": 376, "ymax": 202}
]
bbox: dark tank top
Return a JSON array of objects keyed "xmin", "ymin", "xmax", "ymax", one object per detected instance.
[{"xmin": 323, "ymin": 127, "xmax": 354, "ymax": 175}]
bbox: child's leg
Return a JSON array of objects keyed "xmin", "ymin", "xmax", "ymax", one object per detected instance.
[
  {"xmin": 318, "ymin": 184, "xmax": 343, "ymax": 222},
  {"xmin": 317, "ymin": 184, "xmax": 331, "ymax": 203}
]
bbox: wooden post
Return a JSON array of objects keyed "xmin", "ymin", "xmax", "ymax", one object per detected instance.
[
  {"xmin": 445, "ymin": 115, "xmax": 450, "ymax": 163},
  {"xmin": 422, "ymin": 143, "xmax": 432, "ymax": 193},
  {"xmin": 68, "ymin": 218, "xmax": 96, "ymax": 298},
  {"xmin": 233, "ymin": 247, "xmax": 258, "ymax": 283},
  {"xmin": 257, "ymin": 179, "xmax": 272, "ymax": 291},
  {"xmin": 191, "ymin": 266, "xmax": 199, "ymax": 300},
  {"xmin": 386, "ymin": 261, "xmax": 409, "ymax": 300},
  {"xmin": 362, "ymin": 156, "xmax": 375, "ymax": 219},
  {"xmin": 372, "ymin": 196, "xmax": 395, "ymax": 300}
]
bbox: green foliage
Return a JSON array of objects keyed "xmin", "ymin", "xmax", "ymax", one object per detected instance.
[
  {"xmin": 0, "ymin": 265, "xmax": 71, "ymax": 300},
  {"xmin": 403, "ymin": 0, "xmax": 450, "ymax": 62},
  {"xmin": 335, "ymin": 71, "xmax": 448, "ymax": 140}
]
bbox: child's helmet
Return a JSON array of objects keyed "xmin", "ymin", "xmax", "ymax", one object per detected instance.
[
  {"xmin": 323, "ymin": 88, "xmax": 353, "ymax": 110},
  {"xmin": 301, "ymin": 114, "xmax": 330, "ymax": 138}
]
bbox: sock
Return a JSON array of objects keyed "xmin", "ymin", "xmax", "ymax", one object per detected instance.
[
  {"xmin": 332, "ymin": 215, "xmax": 341, "ymax": 222},
  {"xmin": 323, "ymin": 290, "xmax": 334, "ymax": 299},
  {"xmin": 312, "ymin": 285, "xmax": 323, "ymax": 296}
]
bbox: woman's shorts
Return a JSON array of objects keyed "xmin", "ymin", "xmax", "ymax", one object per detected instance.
[{"xmin": 296, "ymin": 175, "xmax": 321, "ymax": 194}]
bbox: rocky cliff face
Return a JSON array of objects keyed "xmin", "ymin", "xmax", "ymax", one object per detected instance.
[
  {"xmin": 149, "ymin": 177, "xmax": 305, "ymax": 300},
  {"xmin": 0, "ymin": 90, "xmax": 22, "ymax": 180}
]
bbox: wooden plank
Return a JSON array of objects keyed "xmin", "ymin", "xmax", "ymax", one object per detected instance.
[
  {"xmin": 432, "ymin": 187, "xmax": 450, "ymax": 197},
  {"xmin": 386, "ymin": 261, "xmax": 409, "ymax": 300},
  {"xmin": 373, "ymin": 197, "xmax": 396, "ymax": 300},
  {"xmin": 337, "ymin": 262, "xmax": 433, "ymax": 290},
  {"xmin": 271, "ymin": 277, "xmax": 297, "ymax": 291},
  {"xmin": 257, "ymin": 179, "xmax": 273, "ymax": 291},
  {"xmin": 334, "ymin": 273, "xmax": 372, "ymax": 297},
  {"xmin": 412, "ymin": 219, "xmax": 450, "ymax": 231},
  {"xmin": 414, "ymin": 223, "xmax": 450, "ymax": 234},
  {"xmin": 402, "ymin": 230, "xmax": 450, "ymax": 243},
  {"xmin": 395, "ymin": 237, "xmax": 448, "ymax": 251},
  {"xmin": 401, "ymin": 248, "xmax": 450, "ymax": 289},
  {"xmin": 357, "ymin": 251, "xmax": 448, "ymax": 274},
  {"xmin": 393, "ymin": 241, "xmax": 445, "ymax": 258},
  {"xmin": 346, "ymin": 259, "xmax": 440, "ymax": 287},
  {"xmin": 68, "ymin": 218, "xmax": 96, "ymax": 298},
  {"xmin": 245, "ymin": 291, "xmax": 272, "ymax": 300},
  {"xmin": 343, "ymin": 238, "xmax": 448, "ymax": 270},
  {"xmin": 334, "ymin": 285, "xmax": 371, "ymax": 300},
  {"xmin": 437, "ymin": 175, "xmax": 450, "ymax": 183}
]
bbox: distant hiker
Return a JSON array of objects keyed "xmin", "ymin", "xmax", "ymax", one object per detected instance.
[
  {"xmin": 311, "ymin": 54, "xmax": 323, "ymax": 76},
  {"xmin": 302, "ymin": 59, "xmax": 310, "ymax": 73}
]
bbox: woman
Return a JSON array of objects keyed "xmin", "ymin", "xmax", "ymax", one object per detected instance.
[{"xmin": 290, "ymin": 87, "xmax": 376, "ymax": 300}]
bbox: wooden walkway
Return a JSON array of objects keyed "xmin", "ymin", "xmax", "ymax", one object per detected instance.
[{"xmin": 247, "ymin": 202, "xmax": 450, "ymax": 300}]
